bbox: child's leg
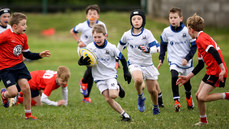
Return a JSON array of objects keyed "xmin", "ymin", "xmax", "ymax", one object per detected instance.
[
  {"xmin": 184, "ymin": 80, "xmax": 194, "ymax": 109},
  {"xmin": 146, "ymin": 80, "xmax": 158, "ymax": 105},
  {"xmin": 131, "ymin": 70, "xmax": 144, "ymax": 95},
  {"xmin": 155, "ymin": 81, "xmax": 164, "ymax": 107},
  {"xmin": 171, "ymin": 70, "xmax": 180, "ymax": 101}
]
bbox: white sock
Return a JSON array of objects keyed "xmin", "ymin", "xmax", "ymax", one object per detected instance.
[{"xmin": 222, "ymin": 93, "xmax": 226, "ymax": 99}]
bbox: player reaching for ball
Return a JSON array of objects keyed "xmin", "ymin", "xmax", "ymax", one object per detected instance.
[
  {"xmin": 78, "ymin": 24, "xmax": 132, "ymax": 121},
  {"xmin": 15, "ymin": 66, "xmax": 70, "ymax": 107},
  {"xmin": 176, "ymin": 13, "xmax": 228, "ymax": 126},
  {"xmin": 117, "ymin": 9, "xmax": 161, "ymax": 115},
  {"xmin": 70, "ymin": 4, "xmax": 108, "ymax": 103},
  {"xmin": 0, "ymin": 12, "xmax": 51, "ymax": 120}
]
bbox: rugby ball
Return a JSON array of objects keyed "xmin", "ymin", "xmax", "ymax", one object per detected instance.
[{"xmin": 79, "ymin": 48, "xmax": 97, "ymax": 67}]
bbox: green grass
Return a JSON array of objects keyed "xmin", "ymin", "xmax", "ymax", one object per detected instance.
[{"xmin": 1, "ymin": 11, "xmax": 229, "ymax": 129}]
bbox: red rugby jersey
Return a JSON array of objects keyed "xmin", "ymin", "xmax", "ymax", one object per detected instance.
[
  {"xmin": 29, "ymin": 70, "xmax": 67, "ymax": 97},
  {"xmin": 0, "ymin": 29, "xmax": 29, "ymax": 70},
  {"xmin": 196, "ymin": 31, "xmax": 227, "ymax": 78}
]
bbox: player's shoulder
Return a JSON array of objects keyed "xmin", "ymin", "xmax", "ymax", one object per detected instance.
[
  {"xmin": 97, "ymin": 20, "xmax": 106, "ymax": 25},
  {"xmin": 162, "ymin": 26, "xmax": 171, "ymax": 33}
]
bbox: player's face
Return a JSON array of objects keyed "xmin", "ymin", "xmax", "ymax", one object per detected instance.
[
  {"xmin": 131, "ymin": 15, "xmax": 143, "ymax": 29},
  {"xmin": 86, "ymin": 9, "xmax": 99, "ymax": 22},
  {"xmin": 93, "ymin": 32, "xmax": 106, "ymax": 46},
  {"xmin": 14, "ymin": 19, "xmax": 27, "ymax": 34},
  {"xmin": 187, "ymin": 26, "xmax": 195, "ymax": 39},
  {"xmin": 0, "ymin": 13, "xmax": 10, "ymax": 27},
  {"xmin": 169, "ymin": 12, "xmax": 183, "ymax": 27},
  {"xmin": 56, "ymin": 77, "xmax": 68, "ymax": 87}
]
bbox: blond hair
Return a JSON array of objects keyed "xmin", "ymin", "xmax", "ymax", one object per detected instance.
[
  {"xmin": 186, "ymin": 13, "xmax": 204, "ymax": 31},
  {"xmin": 10, "ymin": 12, "xmax": 27, "ymax": 26},
  {"xmin": 57, "ymin": 66, "xmax": 70, "ymax": 81},
  {"xmin": 92, "ymin": 24, "xmax": 106, "ymax": 35}
]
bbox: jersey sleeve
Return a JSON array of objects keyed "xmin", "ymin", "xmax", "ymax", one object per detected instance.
[
  {"xmin": 147, "ymin": 30, "xmax": 159, "ymax": 48},
  {"xmin": 160, "ymin": 29, "xmax": 168, "ymax": 44},
  {"xmin": 0, "ymin": 30, "xmax": 9, "ymax": 44},
  {"xmin": 73, "ymin": 23, "xmax": 83, "ymax": 33}
]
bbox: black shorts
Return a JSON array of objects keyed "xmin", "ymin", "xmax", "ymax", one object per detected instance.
[
  {"xmin": 202, "ymin": 74, "xmax": 226, "ymax": 88},
  {"xmin": 30, "ymin": 88, "xmax": 40, "ymax": 98},
  {"xmin": 0, "ymin": 62, "xmax": 31, "ymax": 88}
]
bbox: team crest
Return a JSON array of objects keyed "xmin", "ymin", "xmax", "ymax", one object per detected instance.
[
  {"xmin": 142, "ymin": 35, "xmax": 147, "ymax": 40},
  {"xmin": 183, "ymin": 33, "xmax": 186, "ymax": 37},
  {"xmin": 105, "ymin": 50, "xmax": 110, "ymax": 54},
  {"xmin": 13, "ymin": 45, "xmax": 22, "ymax": 57}
]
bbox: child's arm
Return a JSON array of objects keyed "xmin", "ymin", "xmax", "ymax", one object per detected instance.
[
  {"xmin": 22, "ymin": 50, "xmax": 50, "ymax": 60},
  {"xmin": 157, "ymin": 41, "xmax": 167, "ymax": 69},
  {"xmin": 62, "ymin": 87, "xmax": 68, "ymax": 106},
  {"xmin": 70, "ymin": 28, "xmax": 85, "ymax": 48},
  {"xmin": 118, "ymin": 53, "xmax": 131, "ymax": 84},
  {"xmin": 183, "ymin": 40, "xmax": 197, "ymax": 66}
]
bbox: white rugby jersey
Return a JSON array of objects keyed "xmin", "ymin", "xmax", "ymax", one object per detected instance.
[
  {"xmin": 118, "ymin": 28, "xmax": 159, "ymax": 66},
  {"xmin": 0, "ymin": 24, "xmax": 11, "ymax": 33},
  {"xmin": 87, "ymin": 40, "xmax": 120, "ymax": 81},
  {"xmin": 161, "ymin": 25, "xmax": 196, "ymax": 69},
  {"xmin": 73, "ymin": 20, "xmax": 107, "ymax": 46}
]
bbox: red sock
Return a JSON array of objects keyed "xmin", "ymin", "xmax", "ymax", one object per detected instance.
[
  {"xmin": 25, "ymin": 111, "xmax": 31, "ymax": 117},
  {"xmin": 200, "ymin": 117, "xmax": 208, "ymax": 123},
  {"xmin": 31, "ymin": 99, "xmax": 37, "ymax": 106},
  {"xmin": 18, "ymin": 97, "xmax": 23, "ymax": 104},
  {"xmin": 19, "ymin": 92, "xmax": 23, "ymax": 97},
  {"xmin": 225, "ymin": 93, "xmax": 229, "ymax": 100}
]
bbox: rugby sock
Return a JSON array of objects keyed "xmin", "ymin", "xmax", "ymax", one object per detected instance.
[
  {"xmin": 31, "ymin": 99, "xmax": 37, "ymax": 106},
  {"xmin": 18, "ymin": 97, "xmax": 23, "ymax": 104},
  {"xmin": 200, "ymin": 115, "xmax": 208, "ymax": 123},
  {"xmin": 25, "ymin": 109, "xmax": 32, "ymax": 117},
  {"xmin": 19, "ymin": 92, "xmax": 23, "ymax": 97},
  {"xmin": 223, "ymin": 92, "xmax": 229, "ymax": 100},
  {"xmin": 1, "ymin": 91, "xmax": 7, "ymax": 99},
  {"xmin": 153, "ymin": 104, "xmax": 159, "ymax": 109},
  {"xmin": 158, "ymin": 92, "xmax": 162, "ymax": 99},
  {"xmin": 138, "ymin": 93, "xmax": 144, "ymax": 99},
  {"xmin": 185, "ymin": 91, "xmax": 191, "ymax": 99}
]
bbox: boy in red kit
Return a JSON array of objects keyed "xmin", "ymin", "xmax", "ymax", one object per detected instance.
[
  {"xmin": 176, "ymin": 13, "xmax": 228, "ymax": 126},
  {"xmin": 0, "ymin": 12, "xmax": 50, "ymax": 120},
  {"xmin": 17, "ymin": 66, "xmax": 70, "ymax": 106}
]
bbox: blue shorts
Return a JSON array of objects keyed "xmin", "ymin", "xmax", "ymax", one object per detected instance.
[{"xmin": 0, "ymin": 62, "xmax": 31, "ymax": 88}]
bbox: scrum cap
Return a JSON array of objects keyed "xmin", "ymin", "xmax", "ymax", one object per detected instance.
[
  {"xmin": 130, "ymin": 9, "xmax": 145, "ymax": 28},
  {"xmin": 0, "ymin": 8, "xmax": 11, "ymax": 16}
]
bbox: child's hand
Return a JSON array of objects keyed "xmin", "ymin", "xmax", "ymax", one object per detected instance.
[
  {"xmin": 115, "ymin": 60, "xmax": 120, "ymax": 69},
  {"xmin": 182, "ymin": 59, "xmax": 188, "ymax": 66},
  {"xmin": 157, "ymin": 60, "xmax": 163, "ymax": 69},
  {"xmin": 138, "ymin": 45, "xmax": 150, "ymax": 53},
  {"xmin": 124, "ymin": 71, "xmax": 131, "ymax": 84},
  {"xmin": 40, "ymin": 50, "xmax": 51, "ymax": 57},
  {"xmin": 78, "ymin": 42, "xmax": 86, "ymax": 48},
  {"xmin": 57, "ymin": 100, "xmax": 66, "ymax": 106}
]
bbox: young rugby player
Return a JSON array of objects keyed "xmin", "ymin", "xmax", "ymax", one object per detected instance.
[
  {"xmin": 117, "ymin": 9, "xmax": 161, "ymax": 115},
  {"xmin": 70, "ymin": 4, "xmax": 108, "ymax": 103},
  {"xmin": 0, "ymin": 7, "xmax": 11, "ymax": 33},
  {"xmin": 78, "ymin": 24, "xmax": 132, "ymax": 121},
  {"xmin": 0, "ymin": 12, "xmax": 51, "ymax": 120},
  {"xmin": 16, "ymin": 66, "xmax": 70, "ymax": 106},
  {"xmin": 176, "ymin": 13, "xmax": 228, "ymax": 125},
  {"xmin": 157, "ymin": 7, "xmax": 197, "ymax": 112}
]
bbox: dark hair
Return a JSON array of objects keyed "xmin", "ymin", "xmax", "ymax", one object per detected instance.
[
  {"xmin": 86, "ymin": 4, "xmax": 100, "ymax": 14},
  {"xmin": 169, "ymin": 7, "xmax": 182, "ymax": 17},
  {"xmin": 10, "ymin": 12, "xmax": 27, "ymax": 26}
]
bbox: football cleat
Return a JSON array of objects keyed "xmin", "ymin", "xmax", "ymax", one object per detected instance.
[
  {"xmin": 174, "ymin": 100, "xmax": 181, "ymax": 112},
  {"xmin": 118, "ymin": 82, "xmax": 125, "ymax": 98},
  {"xmin": 80, "ymin": 79, "xmax": 88, "ymax": 96},
  {"xmin": 83, "ymin": 97, "xmax": 91, "ymax": 103},
  {"xmin": 153, "ymin": 107, "xmax": 160, "ymax": 115},
  {"xmin": 137, "ymin": 96, "xmax": 145, "ymax": 112},
  {"xmin": 25, "ymin": 115, "xmax": 38, "ymax": 120},
  {"xmin": 186, "ymin": 96, "xmax": 194, "ymax": 110},
  {"xmin": 1, "ymin": 88, "xmax": 9, "ymax": 108},
  {"xmin": 121, "ymin": 113, "xmax": 131, "ymax": 122},
  {"xmin": 194, "ymin": 121, "xmax": 208, "ymax": 126}
]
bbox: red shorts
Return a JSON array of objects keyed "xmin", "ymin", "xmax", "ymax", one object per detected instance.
[{"xmin": 202, "ymin": 74, "xmax": 226, "ymax": 87}]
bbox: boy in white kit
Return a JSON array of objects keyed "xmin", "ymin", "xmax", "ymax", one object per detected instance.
[
  {"xmin": 117, "ymin": 9, "xmax": 161, "ymax": 115},
  {"xmin": 78, "ymin": 24, "xmax": 132, "ymax": 121},
  {"xmin": 157, "ymin": 8, "xmax": 197, "ymax": 112},
  {"xmin": 70, "ymin": 4, "xmax": 107, "ymax": 103}
]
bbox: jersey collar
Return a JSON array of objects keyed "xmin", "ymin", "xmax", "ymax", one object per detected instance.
[
  {"xmin": 170, "ymin": 22, "xmax": 184, "ymax": 32},
  {"xmin": 87, "ymin": 20, "xmax": 99, "ymax": 28},
  {"xmin": 131, "ymin": 27, "xmax": 144, "ymax": 36},
  {"xmin": 93, "ymin": 39, "xmax": 108, "ymax": 49}
]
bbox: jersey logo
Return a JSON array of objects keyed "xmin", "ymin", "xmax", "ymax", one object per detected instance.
[
  {"xmin": 85, "ymin": 35, "xmax": 88, "ymax": 39},
  {"xmin": 142, "ymin": 36, "xmax": 147, "ymax": 40},
  {"xmin": 182, "ymin": 33, "xmax": 186, "ymax": 38},
  {"xmin": 170, "ymin": 41, "xmax": 174, "ymax": 45},
  {"xmin": 13, "ymin": 45, "xmax": 22, "ymax": 57},
  {"xmin": 105, "ymin": 50, "xmax": 110, "ymax": 55}
]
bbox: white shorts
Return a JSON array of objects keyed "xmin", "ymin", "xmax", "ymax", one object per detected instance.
[
  {"xmin": 170, "ymin": 65, "xmax": 193, "ymax": 76},
  {"xmin": 96, "ymin": 78, "xmax": 119, "ymax": 94},
  {"xmin": 129, "ymin": 64, "xmax": 159, "ymax": 80}
]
